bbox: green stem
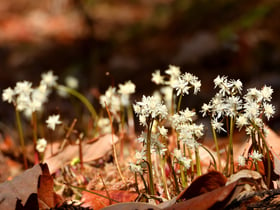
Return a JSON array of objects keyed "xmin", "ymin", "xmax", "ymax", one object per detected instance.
[
  {"xmin": 258, "ymin": 130, "xmax": 271, "ymax": 187},
  {"xmin": 146, "ymin": 121, "xmax": 155, "ymax": 195},
  {"xmin": 15, "ymin": 109, "xmax": 28, "ymax": 169},
  {"xmin": 187, "ymin": 146, "xmax": 194, "ymax": 179},
  {"xmin": 195, "ymin": 147, "xmax": 201, "ymax": 176},
  {"xmin": 32, "ymin": 112, "xmax": 39, "ymax": 164},
  {"xmin": 180, "ymin": 164, "xmax": 186, "ymax": 188},
  {"xmin": 56, "ymin": 85, "xmax": 98, "ymax": 126},
  {"xmin": 228, "ymin": 117, "xmax": 234, "ymax": 175},
  {"xmin": 201, "ymin": 144, "xmax": 217, "ymax": 170},
  {"xmin": 177, "ymin": 93, "xmax": 183, "ymax": 112},
  {"xmin": 211, "ymin": 125, "xmax": 221, "ymax": 171},
  {"xmin": 160, "ymin": 157, "xmax": 170, "ymax": 199}
]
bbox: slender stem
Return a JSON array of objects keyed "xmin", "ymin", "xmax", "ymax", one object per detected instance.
[
  {"xmin": 180, "ymin": 164, "xmax": 186, "ymax": 188},
  {"xmin": 187, "ymin": 146, "xmax": 194, "ymax": 180},
  {"xmin": 105, "ymin": 103, "xmax": 128, "ymax": 189},
  {"xmin": 258, "ymin": 130, "xmax": 271, "ymax": 187},
  {"xmin": 134, "ymin": 172, "xmax": 140, "ymax": 195},
  {"xmin": 78, "ymin": 133, "xmax": 84, "ymax": 170},
  {"xmin": 255, "ymin": 162, "xmax": 260, "ymax": 173},
  {"xmin": 211, "ymin": 125, "xmax": 221, "ymax": 171},
  {"xmin": 99, "ymin": 174, "xmax": 112, "ymax": 204},
  {"xmin": 160, "ymin": 157, "xmax": 170, "ymax": 199},
  {"xmin": 146, "ymin": 120, "xmax": 155, "ymax": 195},
  {"xmin": 177, "ymin": 93, "xmax": 183, "ymax": 112},
  {"xmin": 167, "ymin": 152, "xmax": 180, "ymax": 193},
  {"xmin": 140, "ymin": 173, "xmax": 148, "ymax": 194},
  {"xmin": 32, "ymin": 111, "xmax": 39, "ymax": 164},
  {"xmin": 201, "ymin": 144, "xmax": 217, "ymax": 170},
  {"xmin": 228, "ymin": 117, "xmax": 234, "ymax": 175},
  {"xmin": 15, "ymin": 109, "xmax": 28, "ymax": 169},
  {"xmin": 195, "ymin": 147, "xmax": 201, "ymax": 176},
  {"xmin": 56, "ymin": 85, "xmax": 98, "ymax": 134}
]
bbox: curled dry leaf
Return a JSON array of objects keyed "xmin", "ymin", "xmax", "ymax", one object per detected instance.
[
  {"xmin": 226, "ymin": 169, "xmax": 268, "ymax": 190},
  {"xmin": 45, "ymin": 134, "xmax": 119, "ymax": 174},
  {"xmin": 0, "ymin": 163, "xmax": 62, "ymax": 210},
  {"xmin": 165, "ymin": 182, "xmax": 238, "ymax": 210},
  {"xmin": 176, "ymin": 170, "xmax": 227, "ymax": 201}
]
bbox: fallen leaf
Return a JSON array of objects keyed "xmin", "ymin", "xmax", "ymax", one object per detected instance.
[
  {"xmin": 165, "ymin": 181, "xmax": 238, "ymax": 210},
  {"xmin": 176, "ymin": 170, "xmax": 227, "ymax": 201},
  {"xmin": 0, "ymin": 163, "xmax": 62, "ymax": 210},
  {"xmin": 81, "ymin": 190, "xmax": 138, "ymax": 210},
  {"xmin": 45, "ymin": 134, "xmax": 119, "ymax": 174},
  {"xmin": 37, "ymin": 164, "xmax": 63, "ymax": 209}
]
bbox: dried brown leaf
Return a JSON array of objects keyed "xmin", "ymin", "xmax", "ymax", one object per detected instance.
[{"xmin": 45, "ymin": 134, "xmax": 119, "ymax": 174}]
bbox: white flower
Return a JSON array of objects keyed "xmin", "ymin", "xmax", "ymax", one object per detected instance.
[
  {"xmin": 158, "ymin": 126, "xmax": 168, "ymax": 137},
  {"xmin": 100, "ymin": 87, "xmax": 120, "ymax": 114},
  {"xmin": 152, "ymin": 70, "xmax": 164, "ymax": 84},
  {"xmin": 192, "ymin": 80, "xmax": 201, "ymax": 95},
  {"xmin": 244, "ymin": 101, "xmax": 260, "ymax": 120},
  {"xmin": 201, "ymin": 103, "xmax": 212, "ymax": 117},
  {"xmin": 135, "ymin": 150, "xmax": 146, "ymax": 161},
  {"xmin": 14, "ymin": 81, "xmax": 33, "ymax": 96},
  {"xmin": 238, "ymin": 155, "xmax": 246, "ymax": 166},
  {"xmin": 46, "ymin": 114, "xmax": 62, "ymax": 130},
  {"xmin": 16, "ymin": 93, "xmax": 30, "ymax": 111},
  {"xmin": 261, "ymin": 85, "xmax": 273, "ymax": 102},
  {"xmin": 172, "ymin": 76, "xmax": 190, "ymax": 96},
  {"xmin": 179, "ymin": 108, "xmax": 196, "ymax": 123},
  {"xmin": 2, "ymin": 87, "xmax": 14, "ymax": 103},
  {"xmin": 65, "ymin": 76, "xmax": 79, "ymax": 89},
  {"xmin": 236, "ymin": 115, "xmax": 248, "ymax": 130},
  {"xmin": 41, "ymin": 71, "xmax": 58, "ymax": 87},
  {"xmin": 173, "ymin": 148, "xmax": 183, "ymax": 160},
  {"xmin": 118, "ymin": 80, "xmax": 136, "ymax": 95},
  {"xmin": 165, "ymin": 65, "xmax": 181, "ymax": 78},
  {"xmin": 249, "ymin": 150, "xmax": 263, "ymax": 162},
  {"xmin": 225, "ymin": 96, "xmax": 242, "ymax": 117},
  {"xmin": 129, "ymin": 163, "xmax": 143, "ymax": 174},
  {"xmin": 263, "ymin": 102, "xmax": 275, "ymax": 120},
  {"xmin": 211, "ymin": 118, "xmax": 226, "ymax": 133},
  {"xmin": 244, "ymin": 88, "xmax": 262, "ymax": 103},
  {"xmin": 214, "ymin": 75, "xmax": 231, "ymax": 96},
  {"xmin": 230, "ymin": 79, "xmax": 243, "ymax": 94},
  {"xmin": 134, "ymin": 95, "xmax": 168, "ymax": 122},
  {"xmin": 97, "ymin": 118, "xmax": 111, "ymax": 134},
  {"xmin": 36, "ymin": 138, "xmax": 47, "ymax": 153}
]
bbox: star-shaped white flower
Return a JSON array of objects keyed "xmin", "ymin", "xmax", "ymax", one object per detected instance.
[
  {"xmin": 2, "ymin": 87, "xmax": 15, "ymax": 103},
  {"xmin": 46, "ymin": 114, "xmax": 62, "ymax": 130}
]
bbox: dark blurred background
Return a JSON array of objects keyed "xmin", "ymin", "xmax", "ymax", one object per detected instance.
[{"xmin": 0, "ymin": 0, "xmax": 280, "ymax": 132}]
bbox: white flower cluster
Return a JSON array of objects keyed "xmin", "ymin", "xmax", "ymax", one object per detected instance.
[
  {"xmin": 201, "ymin": 75, "xmax": 275, "ymax": 135},
  {"xmin": 249, "ymin": 150, "xmax": 263, "ymax": 162},
  {"xmin": 151, "ymin": 65, "xmax": 201, "ymax": 96},
  {"xmin": 129, "ymin": 162, "xmax": 143, "ymax": 175},
  {"xmin": 118, "ymin": 80, "xmax": 136, "ymax": 106},
  {"xmin": 133, "ymin": 95, "xmax": 168, "ymax": 126},
  {"xmin": 201, "ymin": 76, "xmax": 243, "ymax": 120},
  {"xmin": 237, "ymin": 85, "xmax": 275, "ymax": 134},
  {"xmin": 172, "ymin": 108, "xmax": 204, "ymax": 148},
  {"xmin": 173, "ymin": 148, "xmax": 191, "ymax": 169},
  {"xmin": 100, "ymin": 86, "xmax": 121, "ymax": 115},
  {"xmin": 2, "ymin": 71, "xmax": 57, "ymax": 117},
  {"xmin": 137, "ymin": 132, "xmax": 167, "ymax": 155},
  {"xmin": 99, "ymin": 81, "xmax": 136, "ymax": 114}
]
